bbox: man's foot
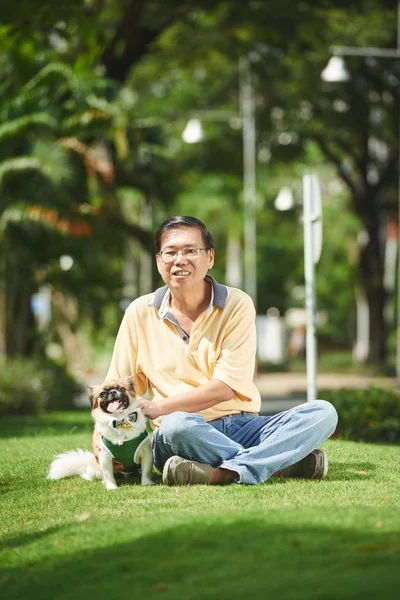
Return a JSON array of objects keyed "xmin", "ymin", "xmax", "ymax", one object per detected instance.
[
  {"xmin": 162, "ymin": 456, "xmax": 213, "ymax": 486},
  {"xmin": 275, "ymin": 449, "xmax": 328, "ymax": 480}
]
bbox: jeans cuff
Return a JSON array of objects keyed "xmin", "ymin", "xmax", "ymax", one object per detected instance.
[{"xmin": 219, "ymin": 461, "xmax": 245, "ymax": 483}]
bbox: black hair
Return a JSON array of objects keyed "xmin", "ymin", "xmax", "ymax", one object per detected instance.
[{"xmin": 154, "ymin": 216, "xmax": 214, "ymax": 253}]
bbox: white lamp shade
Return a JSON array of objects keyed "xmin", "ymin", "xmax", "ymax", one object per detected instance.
[
  {"xmin": 274, "ymin": 186, "xmax": 294, "ymax": 211},
  {"xmin": 182, "ymin": 119, "xmax": 204, "ymax": 143},
  {"xmin": 321, "ymin": 56, "xmax": 350, "ymax": 82}
]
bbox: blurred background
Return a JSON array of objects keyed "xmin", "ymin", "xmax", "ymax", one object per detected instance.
[{"xmin": 0, "ymin": 0, "xmax": 399, "ymax": 414}]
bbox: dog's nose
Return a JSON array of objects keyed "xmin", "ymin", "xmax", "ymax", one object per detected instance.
[{"xmin": 109, "ymin": 388, "xmax": 118, "ymax": 399}]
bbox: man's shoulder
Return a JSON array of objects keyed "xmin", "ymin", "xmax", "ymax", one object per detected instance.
[
  {"xmin": 125, "ymin": 292, "xmax": 159, "ymax": 315},
  {"xmin": 226, "ymin": 286, "xmax": 254, "ymax": 306},
  {"xmin": 221, "ymin": 287, "xmax": 256, "ymax": 319}
]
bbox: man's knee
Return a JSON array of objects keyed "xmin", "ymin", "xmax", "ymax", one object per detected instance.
[
  {"xmin": 313, "ymin": 399, "xmax": 338, "ymax": 433},
  {"xmin": 157, "ymin": 411, "xmax": 201, "ymax": 444}
]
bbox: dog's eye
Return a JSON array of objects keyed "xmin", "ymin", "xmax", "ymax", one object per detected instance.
[
  {"xmin": 119, "ymin": 387, "xmax": 125, "ymax": 393},
  {"xmin": 99, "ymin": 391, "xmax": 106, "ymax": 398}
]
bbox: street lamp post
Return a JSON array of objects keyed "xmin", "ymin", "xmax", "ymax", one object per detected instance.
[
  {"xmin": 321, "ymin": 2, "xmax": 400, "ymax": 378},
  {"xmin": 182, "ymin": 57, "xmax": 257, "ymax": 308},
  {"xmin": 240, "ymin": 56, "xmax": 257, "ymax": 308}
]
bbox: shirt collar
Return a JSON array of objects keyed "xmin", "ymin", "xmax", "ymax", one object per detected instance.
[{"xmin": 149, "ymin": 275, "xmax": 228, "ymax": 315}]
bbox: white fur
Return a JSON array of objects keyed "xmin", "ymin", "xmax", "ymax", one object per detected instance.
[
  {"xmin": 47, "ymin": 392, "xmax": 154, "ymax": 490},
  {"xmin": 47, "ymin": 449, "xmax": 98, "ymax": 480}
]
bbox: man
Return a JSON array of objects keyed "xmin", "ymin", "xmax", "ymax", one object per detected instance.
[{"xmin": 93, "ymin": 216, "xmax": 338, "ymax": 485}]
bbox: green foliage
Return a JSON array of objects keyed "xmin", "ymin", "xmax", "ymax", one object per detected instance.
[
  {"xmin": 0, "ymin": 0, "xmax": 397, "ymax": 363},
  {"xmin": 315, "ymin": 193, "xmax": 360, "ymax": 345},
  {"xmin": 0, "ymin": 357, "xmax": 84, "ymax": 416},
  {"xmin": 325, "ymin": 386, "xmax": 400, "ymax": 444}
]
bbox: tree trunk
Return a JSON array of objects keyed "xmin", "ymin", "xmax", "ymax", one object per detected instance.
[
  {"xmin": 358, "ymin": 218, "xmax": 387, "ymax": 364},
  {"xmin": 0, "ymin": 239, "xmax": 6, "ymax": 357},
  {"xmin": 6, "ymin": 253, "xmax": 34, "ymax": 356}
]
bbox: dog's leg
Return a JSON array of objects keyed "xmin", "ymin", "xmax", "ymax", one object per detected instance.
[
  {"xmin": 81, "ymin": 458, "xmax": 102, "ymax": 482},
  {"xmin": 138, "ymin": 442, "xmax": 154, "ymax": 485},
  {"xmin": 99, "ymin": 450, "xmax": 118, "ymax": 490}
]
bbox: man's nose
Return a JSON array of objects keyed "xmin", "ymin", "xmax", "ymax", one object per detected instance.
[{"xmin": 174, "ymin": 250, "xmax": 188, "ymax": 263}]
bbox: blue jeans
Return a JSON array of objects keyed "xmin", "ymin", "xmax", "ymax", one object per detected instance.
[{"xmin": 152, "ymin": 400, "xmax": 338, "ymax": 484}]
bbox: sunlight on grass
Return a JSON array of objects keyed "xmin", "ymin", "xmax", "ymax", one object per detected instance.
[{"xmin": 1, "ymin": 413, "xmax": 399, "ymax": 599}]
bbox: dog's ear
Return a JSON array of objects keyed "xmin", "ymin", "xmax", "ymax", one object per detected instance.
[
  {"xmin": 88, "ymin": 386, "xmax": 97, "ymax": 408},
  {"xmin": 124, "ymin": 376, "xmax": 135, "ymax": 396}
]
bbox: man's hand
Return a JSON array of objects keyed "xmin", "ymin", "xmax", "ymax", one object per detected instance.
[
  {"xmin": 92, "ymin": 429, "xmax": 125, "ymax": 473},
  {"xmin": 138, "ymin": 398, "xmax": 166, "ymax": 420},
  {"xmin": 92, "ymin": 429, "xmax": 102, "ymax": 459}
]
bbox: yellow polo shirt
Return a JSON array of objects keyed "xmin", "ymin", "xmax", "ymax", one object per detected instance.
[{"xmin": 106, "ymin": 276, "xmax": 261, "ymax": 427}]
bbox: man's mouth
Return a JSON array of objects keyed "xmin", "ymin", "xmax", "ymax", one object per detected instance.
[{"xmin": 173, "ymin": 270, "xmax": 190, "ymax": 277}]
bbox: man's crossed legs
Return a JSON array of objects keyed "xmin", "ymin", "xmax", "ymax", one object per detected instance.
[{"xmin": 152, "ymin": 400, "xmax": 338, "ymax": 485}]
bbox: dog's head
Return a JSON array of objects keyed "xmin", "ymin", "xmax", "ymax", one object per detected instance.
[{"xmin": 89, "ymin": 377, "xmax": 136, "ymax": 415}]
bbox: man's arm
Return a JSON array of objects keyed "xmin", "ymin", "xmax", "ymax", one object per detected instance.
[{"xmin": 139, "ymin": 379, "xmax": 234, "ymax": 420}]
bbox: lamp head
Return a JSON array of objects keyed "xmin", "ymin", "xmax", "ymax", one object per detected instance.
[
  {"xmin": 321, "ymin": 56, "xmax": 350, "ymax": 82},
  {"xmin": 182, "ymin": 119, "xmax": 204, "ymax": 143}
]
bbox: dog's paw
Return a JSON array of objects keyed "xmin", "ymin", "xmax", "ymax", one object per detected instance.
[
  {"xmin": 141, "ymin": 477, "xmax": 154, "ymax": 486},
  {"xmin": 104, "ymin": 481, "xmax": 118, "ymax": 490}
]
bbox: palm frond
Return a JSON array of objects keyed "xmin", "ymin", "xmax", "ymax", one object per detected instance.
[
  {"xmin": 0, "ymin": 113, "xmax": 58, "ymax": 143},
  {"xmin": 62, "ymin": 109, "xmax": 112, "ymax": 132},
  {"xmin": 2, "ymin": 63, "xmax": 76, "ymax": 117},
  {"xmin": 20, "ymin": 63, "xmax": 75, "ymax": 96},
  {"xmin": 0, "ymin": 140, "xmax": 72, "ymax": 189},
  {"xmin": 0, "ymin": 204, "xmax": 92, "ymax": 238},
  {"xmin": 30, "ymin": 139, "xmax": 73, "ymax": 185},
  {"xmin": 0, "ymin": 157, "xmax": 42, "ymax": 187}
]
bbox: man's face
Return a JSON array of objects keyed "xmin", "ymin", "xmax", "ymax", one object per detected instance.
[{"xmin": 156, "ymin": 226, "xmax": 214, "ymax": 291}]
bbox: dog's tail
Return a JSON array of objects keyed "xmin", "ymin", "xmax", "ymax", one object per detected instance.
[{"xmin": 47, "ymin": 449, "xmax": 95, "ymax": 480}]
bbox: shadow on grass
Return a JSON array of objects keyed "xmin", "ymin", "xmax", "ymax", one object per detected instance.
[
  {"xmin": 0, "ymin": 412, "xmax": 93, "ymax": 438},
  {"xmin": 1, "ymin": 518, "xmax": 399, "ymax": 600},
  {"xmin": 0, "ymin": 525, "xmax": 67, "ymax": 551},
  {"xmin": 114, "ymin": 471, "xmax": 163, "ymax": 486}
]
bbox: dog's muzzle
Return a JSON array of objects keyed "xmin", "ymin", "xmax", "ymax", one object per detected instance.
[{"xmin": 100, "ymin": 389, "xmax": 130, "ymax": 414}]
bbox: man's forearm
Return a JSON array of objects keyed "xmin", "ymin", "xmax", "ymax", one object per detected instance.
[{"xmin": 157, "ymin": 379, "xmax": 235, "ymax": 416}]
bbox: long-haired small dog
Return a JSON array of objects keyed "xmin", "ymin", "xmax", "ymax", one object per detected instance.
[{"xmin": 47, "ymin": 377, "xmax": 153, "ymax": 490}]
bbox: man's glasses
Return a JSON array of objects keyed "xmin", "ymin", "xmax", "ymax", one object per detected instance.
[{"xmin": 159, "ymin": 247, "xmax": 208, "ymax": 263}]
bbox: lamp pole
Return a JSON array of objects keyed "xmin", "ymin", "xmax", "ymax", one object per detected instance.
[
  {"xmin": 240, "ymin": 56, "xmax": 257, "ymax": 308},
  {"xmin": 182, "ymin": 57, "xmax": 257, "ymax": 307},
  {"xmin": 322, "ymin": 1, "xmax": 400, "ymax": 378}
]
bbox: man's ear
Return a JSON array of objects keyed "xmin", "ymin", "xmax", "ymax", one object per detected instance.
[
  {"xmin": 155, "ymin": 253, "xmax": 163, "ymax": 275},
  {"xmin": 207, "ymin": 248, "xmax": 215, "ymax": 270}
]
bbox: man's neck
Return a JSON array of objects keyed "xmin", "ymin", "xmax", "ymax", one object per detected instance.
[{"xmin": 170, "ymin": 279, "xmax": 211, "ymax": 320}]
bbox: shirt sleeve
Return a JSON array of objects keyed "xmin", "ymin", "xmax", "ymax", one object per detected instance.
[
  {"xmin": 105, "ymin": 303, "xmax": 148, "ymax": 397},
  {"xmin": 212, "ymin": 294, "xmax": 257, "ymax": 400}
]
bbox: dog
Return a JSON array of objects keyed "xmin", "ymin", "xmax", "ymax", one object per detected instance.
[{"xmin": 47, "ymin": 377, "xmax": 154, "ymax": 490}]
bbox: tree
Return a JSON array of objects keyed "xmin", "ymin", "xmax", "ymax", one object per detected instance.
[
  {"xmin": 260, "ymin": 4, "xmax": 399, "ymax": 364},
  {"xmin": 1, "ymin": 0, "xmax": 397, "ymax": 365}
]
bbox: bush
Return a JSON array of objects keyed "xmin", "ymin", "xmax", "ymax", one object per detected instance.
[
  {"xmin": 324, "ymin": 386, "xmax": 400, "ymax": 444},
  {"xmin": 0, "ymin": 357, "xmax": 84, "ymax": 416}
]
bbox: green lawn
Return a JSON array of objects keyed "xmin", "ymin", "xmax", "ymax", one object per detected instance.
[{"xmin": 1, "ymin": 412, "xmax": 400, "ymax": 600}]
